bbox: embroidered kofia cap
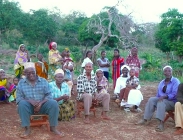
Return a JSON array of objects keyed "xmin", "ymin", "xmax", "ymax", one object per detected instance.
[
  {"xmin": 24, "ymin": 62, "xmax": 35, "ymax": 69},
  {"xmin": 54, "ymin": 69, "xmax": 64, "ymax": 76}
]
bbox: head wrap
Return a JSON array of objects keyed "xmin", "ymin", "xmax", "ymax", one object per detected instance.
[
  {"xmin": 24, "ymin": 62, "xmax": 35, "ymax": 70},
  {"xmin": 49, "ymin": 42, "xmax": 57, "ymax": 50},
  {"xmin": 163, "ymin": 65, "xmax": 172, "ymax": 71},
  {"xmin": 64, "ymin": 48, "xmax": 70, "ymax": 52},
  {"xmin": 0, "ymin": 69, "xmax": 4, "ymax": 72},
  {"xmin": 121, "ymin": 65, "xmax": 130, "ymax": 71},
  {"xmin": 54, "ymin": 69, "xmax": 64, "ymax": 76}
]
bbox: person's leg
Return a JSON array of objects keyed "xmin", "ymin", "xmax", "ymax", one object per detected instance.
[
  {"xmin": 40, "ymin": 100, "xmax": 59, "ymax": 127},
  {"xmin": 96, "ymin": 92, "xmax": 110, "ymax": 119},
  {"xmin": 18, "ymin": 100, "xmax": 34, "ymax": 127},
  {"xmin": 144, "ymin": 97, "xmax": 159, "ymax": 120},
  {"xmin": 136, "ymin": 97, "xmax": 158, "ymax": 125},
  {"xmin": 40, "ymin": 100, "xmax": 64, "ymax": 136},
  {"xmin": 17, "ymin": 100, "xmax": 34, "ymax": 137},
  {"xmin": 175, "ymin": 102, "xmax": 183, "ymax": 128},
  {"xmin": 155, "ymin": 99, "xmax": 174, "ymax": 132},
  {"xmin": 103, "ymin": 71, "xmax": 109, "ymax": 80},
  {"xmin": 174, "ymin": 102, "xmax": 183, "ymax": 135},
  {"xmin": 81, "ymin": 93, "xmax": 92, "ymax": 123},
  {"xmin": 156, "ymin": 99, "xmax": 174, "ymax": 121}
]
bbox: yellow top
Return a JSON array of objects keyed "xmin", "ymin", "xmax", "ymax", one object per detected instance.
[
  {"xmin": 48, "ymin": 49, "xmax": 61, "ymax": 65},
  {"xmin": 0, "ymin": 79, "xmax": 7, "ymax": 86}
]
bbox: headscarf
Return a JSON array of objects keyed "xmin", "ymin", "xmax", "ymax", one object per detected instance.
[
  {"xmin": 95, "ymin": 69, "xmax": 103, "ymax": 76},
  {"xmin": 49, "ymin": 42, "xmax": 57, "ymax": 50},
  {"xmin": 64, "ymin": 48, "xmax": 70, "ymax": 52},
  {"xmin": 121, "ymin": 65, "xmax": 130, "ymax": 71},
  {"xmin": 54, "ymin": 69, "xmax": 64, "ymax": 76},
  {"xmin": 120, "ymin": 65, "xmax": 130, "ymax": 77},
  {"xmin": 163, "ymin": 65, "xmax": 172, "ymax": 71},
  {"xmin": 0, "ymin": 69, "xmax": 4, "ymax": 72},
  {"xmin": 14, "ymin": 44, "xmax": 28, "ymax": 66},
  {"xmin": 126, "ymin": 47, "xmax": 140, "ymax": 69}
]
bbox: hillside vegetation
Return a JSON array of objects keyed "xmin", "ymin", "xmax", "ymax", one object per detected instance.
[{"xmin": 1, "ymin": 44, "xmax": 183, "ymax": 83}]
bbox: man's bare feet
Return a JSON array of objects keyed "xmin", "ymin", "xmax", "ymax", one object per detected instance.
[
  {"xmin": 101, "ymin": 111, "xmax": 111, "ymax": 120},
  {"xmin": 20, "ymin": 126, "xmax": 31, "ymax": 138},
  {"xmin": 83, "ymin": 115, "xmax": 90, "ymax": 124},
  {"xmin": 50, "ymin": 126, "xmax": 65, "ymax": 137}
]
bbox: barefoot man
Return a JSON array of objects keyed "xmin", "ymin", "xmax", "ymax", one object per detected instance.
[
  {"xmin": 77, "ymin": 62, "xmax": 110, "ymax": 124},
  {"xmin": 16, "ymin": 62, "xmax": 64, "ymax": 138}
]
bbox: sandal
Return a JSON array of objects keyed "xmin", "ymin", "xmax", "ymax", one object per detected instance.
[
  {"xmin": 101, "ymin": 115, "xmax": 111, "ymax": 120},
  {"xmin": 155, "ymin": 125, "xmax": 164, "ymax": 132}
]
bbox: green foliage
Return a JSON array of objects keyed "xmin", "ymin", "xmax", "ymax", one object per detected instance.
[
  {"xmin": 155, "ymin": 9, "xmax": 183, "ymax": 56},
  {"xmin": 141, "ymin": 53, "xmax": 161, "ymax": 70},
  {"xmin": 23, "ymin": 9, "xmax": 58, "ymax": 45}
]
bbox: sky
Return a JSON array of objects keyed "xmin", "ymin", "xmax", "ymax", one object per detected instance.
[{"xmin": 13, "ymin": 0, "xmax": 183, "ymax": 23}]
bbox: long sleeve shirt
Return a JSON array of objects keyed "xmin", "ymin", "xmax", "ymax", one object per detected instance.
[
  {"xmin": 156, "ymin": 77, "xmax": 180, "ymax": 103},
  {"xmin": 77, "ymin": 74, "xmax": 97, "ymax": 100},
  {"xmin": 176, "ymin": 83, "xmax": 183, "ymax": 104},
  {"xmin": 16, "ymin": 76, "xmax": 52, "ymax": 104}
]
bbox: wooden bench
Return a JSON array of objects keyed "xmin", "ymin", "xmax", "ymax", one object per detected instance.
[
  {"xmin": 30, "ymin": 115, "xmax": 50, "ymax": 131},
  {"xmin": 163, "ymin": 111, "xmax": 174, "ymax": 123},
  {"xmin": 77, "ymin": 101, "xmax": 97, "ymax": 117}
]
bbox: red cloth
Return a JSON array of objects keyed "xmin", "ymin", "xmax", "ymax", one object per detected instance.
[
  {"xmin": 112, "ymin": 57, "xmax": 124, "ymax": 89},
  {"xmin": 126, "ymin": 48, "xmax": 141, "ymax": 77}
]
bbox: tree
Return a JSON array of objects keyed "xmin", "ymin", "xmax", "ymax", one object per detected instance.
[
  {"xmin": 154, "ymin": 9, "xmax": 183, "ymax": 57},
  {"xmin": 23, "ymin": 9, "xmax": 58, "ymax": 45},
  {"xmin": 0, "ymin": 0, "xmax": 23, "ymax": 44},
  {"xmin": 59, "ymin": 11, "xmax": 87, "ymax": 46},
  {"xmin": 79, "ymin": 3, "xmax": 137, "ymax": 53}
]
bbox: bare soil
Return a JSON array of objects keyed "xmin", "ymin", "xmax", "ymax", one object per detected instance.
[{"xmin": 0, "ymin": 83, "xmax": 183, "ymax": 140}]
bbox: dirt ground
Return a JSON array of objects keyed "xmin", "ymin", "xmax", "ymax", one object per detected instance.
[{"xmin": 0, "ymin": 83, "xmax": 183, "ymax": 140}]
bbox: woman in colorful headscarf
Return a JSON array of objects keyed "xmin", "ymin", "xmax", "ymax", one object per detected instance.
[
  {"xmin": 14, "ymin": 44, "xmax": 30, "ymax": 79},
  {"xmin": 48, "ymin": 42, "xmax": 62, "ymax": 80},
  {"xmin": 112, "ymin": 49, "xmax": 125, "ymax": 89},
  {"xmin": 126, "ymin": 47, "xmax": 141, "ymax": 77},
  {"xmin": 0, "ymin": 69, "xmax": 15, "ymax": 102},
  {"xmin": 49, "ymin": 69, "xmax": 75, "ymax": 121}
]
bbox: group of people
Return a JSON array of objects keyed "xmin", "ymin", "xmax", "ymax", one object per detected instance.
[{"xmin": 1, "ymin": 42, "xmax": 183, "ymax": 138}]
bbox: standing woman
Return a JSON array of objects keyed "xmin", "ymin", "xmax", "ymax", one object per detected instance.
[
  {"xmin": 14, "ymin": 44, "xmax": 30, "ymax": 79},
  {"xmin": 81, "ymin": 50, "xmax": 94, "ymax": 75},
  {"xmin": 126, "ymin": 47, "xmax": 141, "ymax": 77},
  {"xmin": 112, "ymin": 49, "xmax": 125, "ymax": 89},
  {"xmin": 97, "ymin": 51, "xmax": 110, "ymax": 80},
  {"xmin": 48, "ymin": 42, "xmax": 62, "ymax": 80}
]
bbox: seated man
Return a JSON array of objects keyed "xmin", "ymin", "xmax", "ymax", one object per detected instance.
[
  {"xmin": 136, "ymin": 66, "xmax": 180, "ymax": 132},
  {"xmin": 77, "ymin": 62, "xmax": 110, "ymax": 124},
  {"xmin": 174, "ymin": 83, "xmax": 183, "ymax": 135},
  {"xmin": 16, "ymin": 62, "xmax": 64, "ymax": 138}
]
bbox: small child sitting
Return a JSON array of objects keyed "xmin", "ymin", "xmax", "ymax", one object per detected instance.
[
  {"xmin": 119, "ymin": 68, "xmax": 139, "ymax": 102},
  {"xmin": 63, "ymin": 62, "xmax": 74, "ymax": 96}
]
